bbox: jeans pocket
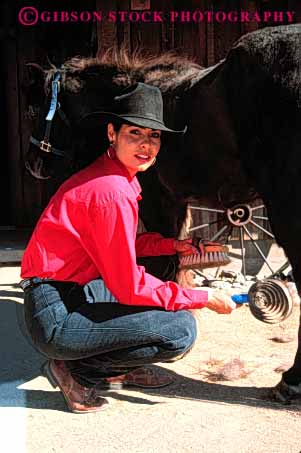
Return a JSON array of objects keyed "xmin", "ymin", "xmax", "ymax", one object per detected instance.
[
  {"xmin": 83, "ymin": 278, "xmax": 119, "ymax": 304},
  {"xmin": 31, "ymin": 306, "xmax": 57, "ymax": 344},
  {"xmin": 24, "ymin": 287, "xmax": 59, "ymax": 351}
]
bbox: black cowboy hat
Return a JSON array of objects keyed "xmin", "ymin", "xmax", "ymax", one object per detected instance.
[{"xmin": 80, "ymin": 82, "xmax": 187, "ymax": 134}]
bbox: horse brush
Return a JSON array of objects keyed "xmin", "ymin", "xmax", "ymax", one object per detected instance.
[
  {"xmin": 178, "ymin": 238, "xmax": 231, "ymax": 270},
  {"xmin": 231, "ymin": 279, "xmax": 293, "ymax": 324}
]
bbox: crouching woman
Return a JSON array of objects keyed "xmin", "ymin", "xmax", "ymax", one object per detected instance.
[{"xmin": 20, "ymin": 83, "xmax": 236, "ymax": 414}]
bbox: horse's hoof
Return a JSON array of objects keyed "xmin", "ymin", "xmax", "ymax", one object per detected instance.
[{"xmin": 270, "ymin": 379, "xmax": 301, "ymax": 404}]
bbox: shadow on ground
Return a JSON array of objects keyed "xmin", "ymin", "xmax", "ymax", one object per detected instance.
[
  {"xmin": 0, "ymin": 286, "xmax": 299, "ymax": 413},
  {"xmin": 0, "ymin": 289, "xmax": 45, "ymax": 384}
]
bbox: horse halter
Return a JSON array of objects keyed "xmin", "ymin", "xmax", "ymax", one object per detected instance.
[{"xmin": 30, "ymin": 71, "xmax": 71, "ymax": 159}]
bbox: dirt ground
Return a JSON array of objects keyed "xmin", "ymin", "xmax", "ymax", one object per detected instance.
[{"xmin": 0, "ymin": 265, "xmax": 300, "ymax": 453}]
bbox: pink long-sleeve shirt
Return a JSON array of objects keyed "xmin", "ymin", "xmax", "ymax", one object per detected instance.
[{"xmin": 21, "ymin": 153, "xmax": 208, "ymax": 311}]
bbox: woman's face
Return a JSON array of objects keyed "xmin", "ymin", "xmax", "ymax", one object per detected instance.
[{"xmin": 107, "ymin": 123, "xmax": 161, "ymax": 177}]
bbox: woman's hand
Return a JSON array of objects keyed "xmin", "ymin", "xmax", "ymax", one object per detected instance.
[
  {"xmin": 205, "ymin": 288, "xmax": 237, "ymax": 314},
  {"xmin": 174, "ymin": 239, "xmax": 199, "ymax": 255}
]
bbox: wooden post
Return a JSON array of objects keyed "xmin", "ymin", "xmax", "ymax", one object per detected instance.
[
  {"xmin": 96, "ymin": 0, "xmax": 118, "ymax": 54},
  {"xmin": 195, "ymin": 0, "xmax": 207, "ymax": 66},
  {"xmin": 2, "ymin": 1, "xmax": 21, "ymax": 226},
  {"xmin": 206, "ymin": 1, "xmax": 215, "ymax": 65},
  {"xmin": 241, "ymin": 0, "xmax": 259, "ymax": 34},
  {"xmin": 118, "ymin": 0, "xmax": 131, "ymax": 51},
  {"xmin": 161, "ymin": 0, "xmax": 174, "ymax": 52}
]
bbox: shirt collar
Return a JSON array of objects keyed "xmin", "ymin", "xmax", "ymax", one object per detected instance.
[{"xmin": 101, "ymin": 152, "xmax": 142, "ymax": 200}]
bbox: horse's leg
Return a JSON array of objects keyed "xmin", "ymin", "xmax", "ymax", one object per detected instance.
[
  {"xmin": 271, "ymin": 263, "xmax": 301, "ymax": 403},
  {"xmin": 264, "ymin": 202, "xmax": 301, "ymax": 401},
  {"xmin": 280, "ymin": 250, "xmax": 301, "ymax": 386},
  {"xmin": 241, "ymin": 119, "xmax": 301, "ymax": 402},
  {"xmin": 283, "ymin": 339, "xmax": 301, "ymax": 384}
]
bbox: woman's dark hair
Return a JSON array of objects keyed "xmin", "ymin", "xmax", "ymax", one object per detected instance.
[
  {"xmin": 110, "ymin": 120, "xmax": 166, "ymax": 140},
  {"xmin": 109, "ymin": 120, "xmax": 122, "ymax": 132}
]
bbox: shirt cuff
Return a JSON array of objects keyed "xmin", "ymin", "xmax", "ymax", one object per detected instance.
[
  {"xmin": 159, "ymin": 238, "xmax": 177, "ymax": 255},
  {"xmin": 183, "ymin": 288, "xmax": 211, "ymax": 308}
]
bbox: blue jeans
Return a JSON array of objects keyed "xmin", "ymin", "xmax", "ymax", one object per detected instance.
[{"xmin": 24, "ymin": 279, "xmax": 197, "ymax": 387}]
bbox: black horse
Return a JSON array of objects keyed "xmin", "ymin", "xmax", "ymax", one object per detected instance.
[{"xmin": 25, "ymin": 24, "xmax": 301, "ymax": 400}]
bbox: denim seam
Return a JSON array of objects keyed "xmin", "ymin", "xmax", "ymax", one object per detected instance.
[
  {"xmin": 60, "ymin": 326, "xmax": 173, "ymax": 343},
  {"xmin": 40, "ymin": 283, "xmax": 58, "ymax": 327}
]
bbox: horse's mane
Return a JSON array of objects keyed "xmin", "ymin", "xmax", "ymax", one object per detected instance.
[{"xmin": 45, "ymin": 48, "xmax": 205, "ymax": 94}]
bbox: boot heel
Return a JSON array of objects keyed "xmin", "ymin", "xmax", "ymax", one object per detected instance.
[{"xmin": 41, "ymin": 361, "xmax": 58, "ymax": 389}]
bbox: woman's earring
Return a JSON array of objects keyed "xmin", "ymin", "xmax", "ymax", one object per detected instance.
[
  {"xmin": 151, "ymin": 157, "xmax": 156, "ymax": 166},
  {"xmin": 107, "ymin": 140, "xmax": 116, "ymax": 160},
  {"xmin": 107, "ymin": 146, "xmax": 115, "ymax": 160}
]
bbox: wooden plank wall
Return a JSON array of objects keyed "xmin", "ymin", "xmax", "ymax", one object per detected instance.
[{"xmin": 4, "ymin": 0, "xmax": 299, "ymax": 229}]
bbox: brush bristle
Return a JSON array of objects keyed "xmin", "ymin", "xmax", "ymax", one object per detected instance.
[{"xmin": 179, "ymin": 244, "xmax": 230, "ymax": 270}]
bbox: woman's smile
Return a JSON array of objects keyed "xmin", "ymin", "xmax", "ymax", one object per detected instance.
[{"xmin": 134, "ymin": 153, "xmax": 153, "ymax": 163}]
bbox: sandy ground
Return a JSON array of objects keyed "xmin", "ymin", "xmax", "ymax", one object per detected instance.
[{"xmin": 0, "ymin": 265, "xmax": 300, "ymax": 453}]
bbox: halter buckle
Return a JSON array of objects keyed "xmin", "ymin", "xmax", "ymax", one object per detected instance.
[{"xmin": 40, "ymin": 140, "xmax": 52, "ymax": 153}]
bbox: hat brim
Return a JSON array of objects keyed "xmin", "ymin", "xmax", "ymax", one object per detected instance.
[{"xmin": 79, "ymin": 111, "xmax": 187, "ymax": 134}]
